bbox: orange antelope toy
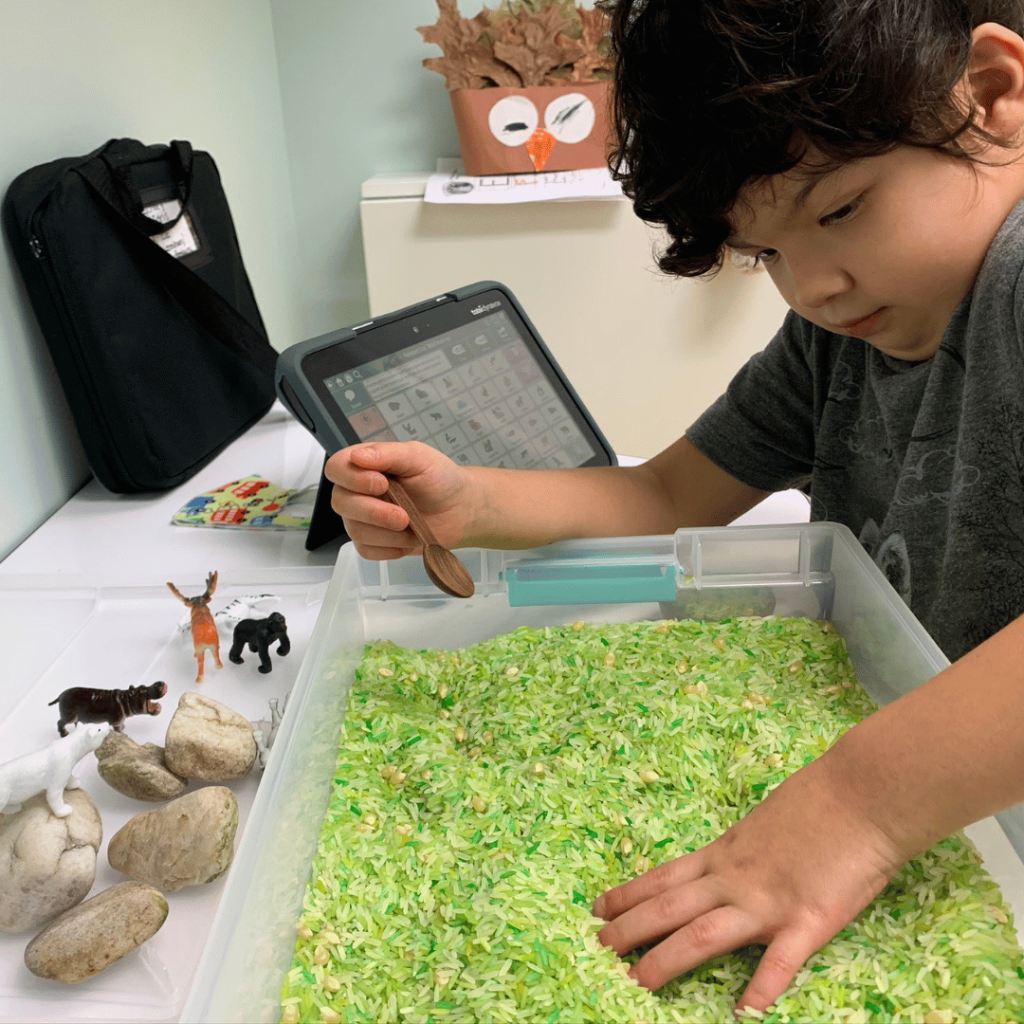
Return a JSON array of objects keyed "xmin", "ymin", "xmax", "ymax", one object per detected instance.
[{"xmin": 167, "ymin": 571, "xmax": 223, "ymax": 683}]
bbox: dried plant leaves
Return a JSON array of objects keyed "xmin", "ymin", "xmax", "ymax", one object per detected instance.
[
  {"xmin": 418, "ymin": 0, "xmax": 518, "ymax": 89},
  {"xmin": 492, "ymin": 7, "xmax": 577, "ymax": 87},
  {"xmin": 418, "ymin": 0, "xmax": 612, "ymax": 90},
  {"xmin": 554, "ymin": 5, "xmax": 613, "ymax": 83}
]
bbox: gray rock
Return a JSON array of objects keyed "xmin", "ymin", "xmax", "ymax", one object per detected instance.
[
  {"xmin": 164, "ymin": 692, "xmax": 256, "ymax": 781},
  {"xmin": 107, "ymin": 786, "xmax": 238, "ymax": 892},
  {"xmin": 24, "ymin": 880, "xmax": 167, "ymax": 983},
  {"xmin": 94, "ymin": 731, "xmax": 187, "ymax": 801},
  {"xmin": 0, "ymin": 789, "xmax": 102, "ymax": 933}
]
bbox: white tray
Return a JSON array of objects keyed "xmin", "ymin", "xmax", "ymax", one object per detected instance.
[{"xmin": 0, "ymin": 567, "xmax": 332, "ymax": 1024}]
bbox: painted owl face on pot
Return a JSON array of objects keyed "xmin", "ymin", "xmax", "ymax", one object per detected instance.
[{"xmin": 487, "ymin": 91, "xmax": 597, "ymax": 170}]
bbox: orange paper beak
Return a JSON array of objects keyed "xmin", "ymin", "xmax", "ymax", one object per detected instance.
[{"xmin": 526, "ymin": 128, "xmax": 556, "ymax": 171}]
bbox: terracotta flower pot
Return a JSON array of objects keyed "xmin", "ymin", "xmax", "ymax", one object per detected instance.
[{"xmin": 449, "ymin": 81, "xmax": 612, "ymax": 176}]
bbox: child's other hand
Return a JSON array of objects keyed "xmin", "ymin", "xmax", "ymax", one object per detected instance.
[
  {"xmin": 592, "ymin": 755, "xmax": 905, "ymax": 1014},
  {"xmin": 325, "ymin": 441, "xmax": 471, "ymax": 560}
]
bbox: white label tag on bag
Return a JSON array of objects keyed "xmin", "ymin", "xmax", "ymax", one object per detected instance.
[{"xmin": 142, "ymin": 199, "xmax": 200, "ymax": 259}]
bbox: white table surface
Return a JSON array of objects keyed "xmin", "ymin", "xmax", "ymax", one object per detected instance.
[
  {"xmin": 0, "ymin": 404, "xmax": 342, "ymax": 580},
  {"xmin": 0, "ymin": 404, "xmax": 814, "ymax": 582},
  {"xmin": 2, "ymin": 408, "xmax": 1020, "ymax": 1021}
]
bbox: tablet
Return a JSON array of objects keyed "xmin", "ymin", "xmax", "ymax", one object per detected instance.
[{"xmin": 276, "ymin": 280, "xmax": 616, "ymax": 475}]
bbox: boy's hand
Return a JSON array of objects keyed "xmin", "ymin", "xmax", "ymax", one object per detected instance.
[
  {"xmin": 325, "ymin": 441, "xmax": 472, "ymax": 560},
  {"xmin": 592, "ymin": 754, "xmax": 905, "ymax": 1014}
]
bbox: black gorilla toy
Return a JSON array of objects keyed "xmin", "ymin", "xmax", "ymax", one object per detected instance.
[{"xmin": 228, "ymin": 612, "xmax": 290, "ymax": 674}]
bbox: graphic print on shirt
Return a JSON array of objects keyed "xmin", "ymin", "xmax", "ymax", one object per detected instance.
[
  {"xmin": 890, "ymin": 446, "xmax": 980, "ymax": 509},
  {"xmin": 858, "ymin": 518, "xmax": 912, "ymax": 606},
  {"xmin": 954, "ymin": 399, "xmax": 1024, "ymax": 651},
  {"xmin": 808, "ymin": 354, "xmax": 900, "ymax": 522},
  {"xmin": 837, "ymin": 413, "xmax": 895, "ymax": 466},
  {"xmin": 829, "ymin": 358, "xmax": 895, "ymax": 468},
  {"xmin": 828, "ymin": 358, "xmax": 863, "ymax": 403}
]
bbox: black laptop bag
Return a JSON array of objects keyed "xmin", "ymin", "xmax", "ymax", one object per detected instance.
[{"xmin": 2, "ymin": 138, "xmax": 277, "ymax": 493}]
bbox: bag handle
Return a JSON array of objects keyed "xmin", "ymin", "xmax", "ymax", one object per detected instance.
[
  {"xmin": 73, "ymin": 145, "xmax": 278, "ymax": 379},
  {"xmin": 96, "ymin": 139, "xmax": 195, "ymax": 235}
]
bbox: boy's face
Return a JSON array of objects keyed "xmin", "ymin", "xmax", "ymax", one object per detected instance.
[{"xmin": 727, "ymin": 145, "xmax": 1023, "ymax": 361}]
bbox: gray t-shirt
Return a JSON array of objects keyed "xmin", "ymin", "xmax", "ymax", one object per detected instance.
[{"xmin": 687, "ymin": 200, "xmax": 1024, "ymax": 661}]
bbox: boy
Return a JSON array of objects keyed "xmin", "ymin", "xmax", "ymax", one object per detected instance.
[{"xmin": 328, "ymin": 0, "xmax": 1024, "ymax": 1013}]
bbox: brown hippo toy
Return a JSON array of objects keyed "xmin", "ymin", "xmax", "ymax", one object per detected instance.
[{"xmin": 48, "ymin": 682, "xmax": 168, "ymax": 737}]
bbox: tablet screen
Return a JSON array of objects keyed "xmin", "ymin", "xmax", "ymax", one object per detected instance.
[{"xmin": 318, "ymin": 308, "xmax": 598, "ymax": 470}]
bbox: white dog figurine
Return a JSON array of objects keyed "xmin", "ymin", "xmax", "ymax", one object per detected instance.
[{"xmin": 0, "ymin": 722, "xmax": 111, "ymax": 817}]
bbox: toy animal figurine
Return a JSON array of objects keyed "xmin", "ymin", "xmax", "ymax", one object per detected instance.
[
  {"xmin": 168, "ymin": 571, "xmax": 223, "ymax": 683},
  {"xmin": 251, "ymin": 692, "xmax": 289, "ymax": 770},
  {"xmin": 0, "ymin": 723, "xmax": 111, "ymax": 817},
  {"xmin": 175, "ymin": 592, "xmax": 282, "ymax": 638},
  {"xmin": 229, "ymin": 612, "xmax": 289, "ymax": 674},
  {"xmin": 48, "ymin": 681, "xmax": 168, "ymax": 737}
]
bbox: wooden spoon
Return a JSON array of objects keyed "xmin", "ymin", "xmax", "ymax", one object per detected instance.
[{"xmin": 383, "ymin": 476, "xmax": 475, "ymax": 598}]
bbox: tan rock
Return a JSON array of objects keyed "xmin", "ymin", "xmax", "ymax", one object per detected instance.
[
  {"xmin": 0, "ymin": 789, "xmax": 102, "ymax": 933},
  {"xmin": 107, "ymin": 786, "xmax": 238, "ymax": 891},
  {"xmin": 24, "ymin": 880, "xmax": 167, "ymax": 983},
  {"xmin": 164, "ymin": 692, "xmax": 256, "ymax": 781},
  {"xmin": 95, "ymin": 731, "xmax": 187, "ymax": 801}
]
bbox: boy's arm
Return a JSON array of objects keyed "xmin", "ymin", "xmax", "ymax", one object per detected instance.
[
  {"xmin": 327, "ymin": 436, "xmax": 770, "ymax": 557},
  {"xmin": 467, "ymin": 435, "xmax": 771, "ymax": 547},
  {"xmin": 593, "ymin": 610, "xmax": 1024, "ymax": 1013}
]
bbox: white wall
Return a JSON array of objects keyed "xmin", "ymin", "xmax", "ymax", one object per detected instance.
[
  {"xmin": 0, "ymin": 0, "xmax": 302, "ymax": 559},
  {"xmin": 361, "ymin": 191, "xmax": 791, "ymax": 458}
]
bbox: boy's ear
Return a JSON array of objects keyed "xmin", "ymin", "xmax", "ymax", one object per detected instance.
[{"xmin": 966, "ymin": 22, "xmax": 1024, "ymax": 142}]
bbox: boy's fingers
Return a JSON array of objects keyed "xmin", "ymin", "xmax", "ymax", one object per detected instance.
[
  {"xmin": 348, "ymin": 440, "xmax": 437, "ymax": 479},
  {"xmin": 341, "ymin": 507, "xmax": 422, "ymax": 557},
  {"xmin": 343, "ymin": 521, "xmax": 419, "ymax": 553},
  {"xmin": 735, "ymin": 928, "xmax": 828, "ymax": 1015},
  {"xmin": 331, "ymin": 490, "xmax": 409, "ymax": 534},
  {"xmin": 325, "ymin": 447, "xmax": 388, "ymax": 494},
  {"xmin": 626, "ymin": 905, "xmax": 751, "ymax": 992},
  {"xmin": 594, "ymin": 850, "xmax": 707, "ymax": 921},
  {"xmin": 596, "ymin": 879, "xmax": 719, "ymax": 956},
  {"xmin": 350, "ymin": 541, "xmax": 421, "ymax": 562}
]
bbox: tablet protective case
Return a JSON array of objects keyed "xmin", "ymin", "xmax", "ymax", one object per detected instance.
[{"xmin": 275, "ymin": 281, "xmax": 616, "ymax": 549}]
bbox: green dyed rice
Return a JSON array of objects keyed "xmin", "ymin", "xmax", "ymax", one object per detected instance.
[{"xmin": 280, "ymin": 617, "xmax": 1024, "ymax": 1023}]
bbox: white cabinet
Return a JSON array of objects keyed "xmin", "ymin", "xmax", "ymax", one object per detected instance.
[{"xmin": 360, "ymin": 174, "xmax": 790, "ymax": 459}]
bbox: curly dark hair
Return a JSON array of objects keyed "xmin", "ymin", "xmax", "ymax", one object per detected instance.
[{"xmin": 600, "ymin": 0, "xmax": 1024, "ymax": 277}]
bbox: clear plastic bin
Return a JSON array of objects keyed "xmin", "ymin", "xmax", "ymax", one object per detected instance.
[{"xmin": 181, "ymin": 523, "xmax": 1024, "ymax": 1022}]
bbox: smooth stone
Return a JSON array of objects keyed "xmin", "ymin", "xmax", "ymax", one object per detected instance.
[
  {"xmin": 107, "ymin": 786, "xmax": 238, "ymax": 891},
  {"xmin": 94, "ymin": 731, "xmax": 187, "ymax": 801},
  {"xmin": 24, "ymin": 880, "xmax": 167, "ymax": 983},
  {"xmin": 163, "ymin": 692, "xmax": 257, "ymax": 781},
  {"xmin": 0, "ymin": 789, "xmax": 102, "ymax": 933}
]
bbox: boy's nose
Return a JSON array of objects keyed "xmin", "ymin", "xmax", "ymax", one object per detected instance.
[{"xmin": 790, "ymin": 260, "xmax": 852, "ymax": 310}]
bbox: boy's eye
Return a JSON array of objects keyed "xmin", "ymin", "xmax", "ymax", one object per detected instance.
[
  {"xmin": 820, "ymin": 194, "xmax": 864, "ymax": 226},
  {"xmin": 752, "ymin": 248, "xmax": 779, "ymax": 266}
]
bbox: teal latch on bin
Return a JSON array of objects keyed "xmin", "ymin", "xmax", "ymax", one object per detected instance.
[{"xmin": 505, "ymin": 563, "xmax": 678, "ymax": 606}]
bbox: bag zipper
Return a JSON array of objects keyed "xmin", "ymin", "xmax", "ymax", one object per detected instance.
[{"xmin": 26, "ymin": 211, "xmax": 126, "ymax": 480}]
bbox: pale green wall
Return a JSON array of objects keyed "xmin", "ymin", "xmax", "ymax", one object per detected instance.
[
  {"xmin": 270, "ymin": 0, "xmax": 459, "ymax": 338},
  {"xmin": 0, "ymin": 0, "xmax": 458, "ymax": 560}
]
